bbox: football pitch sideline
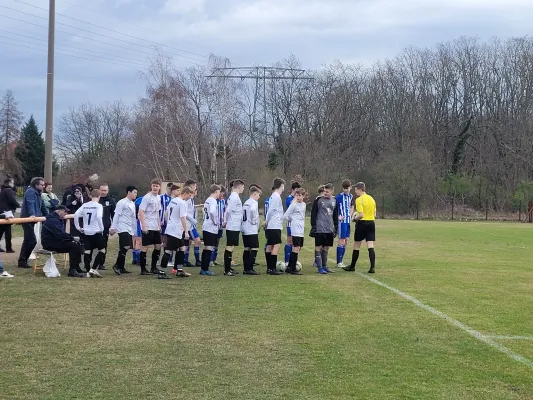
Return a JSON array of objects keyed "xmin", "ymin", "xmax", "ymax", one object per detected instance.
[{"xmin": 1, "ymin": 219, "xmax": 532, "ymax": 399}]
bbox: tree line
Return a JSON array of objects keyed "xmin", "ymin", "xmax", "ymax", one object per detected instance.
[{"xmin": 5, "ymin": 36, "xmax": 533, "ymax": 216}]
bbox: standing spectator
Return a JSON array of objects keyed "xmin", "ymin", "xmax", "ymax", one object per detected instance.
[
  {"xmin": 0, "ymin": 178, "xmax": 20, "ymax": 253},
  {"xmin": 41, "ymin": 182, "xmax": 59, "ymax": 214},
  {"xmin": 18, "ymin": 177, "xmax": 47, "ymax": 269},
  {"xmin": 98, "ymin": 183, "xmax": 116, "ymax": 270},
  {"xmin": 61, "ymin": 174, "xmax": 98, "ymax": 206}
]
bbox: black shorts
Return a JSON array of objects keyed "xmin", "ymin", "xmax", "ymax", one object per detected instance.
[
  {"xmin": 315, "ymin": 233, "xmax": 334, "ymax": 247},
  {"xmin": 226, "ymin": 230, "xmax": 240, "ymax": 246},
  {"xmin": 266, "ymin": 229, "xmax": 282, "ymax": 246},
  {"xmin": 354, "ymin": 221, "xmax": 376, "ymax": 242},
  {"xmin": 292, "ymin": 236, "xmax": 304, "ymax": 248},
  {"xmin": 243, "ymin": 234, "xmax": 259, "ymax": 249},
  {"xmin": 166, "ymin": 233, "xmax": 187, "ymax": 251},
  {"xmin": 118, "ymin": 232, "xmax": 133, "ymax": 249},
  {"xmin": 83, "ymin": 233, "xmax": 105, "ymax": 251},
  {"xmin": 203, "ymin": 231, "xmax": 219, "ymax": 247},
  {"xmin": 142, "ymin": 230, "xmax": 162, "ymax": 246}
]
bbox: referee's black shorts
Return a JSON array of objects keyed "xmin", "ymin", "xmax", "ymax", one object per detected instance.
[{"xmin": 354, "ymin": 220, "xmax": 376, "ymax": 242}]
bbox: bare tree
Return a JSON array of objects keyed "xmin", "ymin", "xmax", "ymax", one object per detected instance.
[{"xmin": 0, "ymin": 90, "xmax": 23, "ymax": 176}]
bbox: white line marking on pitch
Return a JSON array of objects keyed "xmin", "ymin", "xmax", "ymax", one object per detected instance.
[
  {"xmin": 484, "ymin": 335, "xmax": 533, "ymax": 341},
  {"xmin": 293, "ymin": 240, "xmax": 533, "ymax": 369}
]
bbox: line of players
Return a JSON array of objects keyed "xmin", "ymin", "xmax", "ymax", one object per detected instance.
[{"xmin": 71, "ymin": 177, "xmax": 377, "ymax": 277}]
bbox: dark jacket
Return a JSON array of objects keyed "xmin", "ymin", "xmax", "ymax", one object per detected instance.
[
  {"xmin": 99, "ymin": 196, "xmax": 116, "ymax": 230},
  {"xmin": 0, "ymin": 184, "xmax": 20, "ymax": 213},
  {"xmin": 20, "ymin": 186, "xmax": 47, "ymax": 218},
  {"xmin": 66, "ymin": 192, "xmax": 88, "ymax": 214},
  {"xmin": 41, "ymin": 212, "xmax": 74, "ymax": 249},
  {"xmin": 62, "ymin": 183, "xmax": 92, "ymax": 206}
]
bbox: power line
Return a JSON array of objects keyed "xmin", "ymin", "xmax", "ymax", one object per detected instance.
[
  {"xmin": 0, "ymin": 28, "xmax": 151, "ymax": 67},
  {"xmin": 10, "ymin": 1, "xmax": 209, "ymax": 62},
  {"xmin": 0, "ymin": 4, "xmax": 205, "ymax": 63},
  {"xmin": 0, "ymin": 15, "xmax": 200, "ymax": 65},
  {"xmin": 0, "ymin": 38, "xmax": 149, "ymax": 70}
]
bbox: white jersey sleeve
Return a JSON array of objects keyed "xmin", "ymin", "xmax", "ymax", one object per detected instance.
[
  {"xmin": 266, "ymin": 192, "xmax": 283, "ymax": 230},
  {"xmin": 111, "ymin": 198, "xmax": 136, "ymax": 235}
]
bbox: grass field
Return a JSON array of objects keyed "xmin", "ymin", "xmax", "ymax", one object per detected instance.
[{"xmin": 1, "ymin": 219, "xmax": 533, "ymax": 399}]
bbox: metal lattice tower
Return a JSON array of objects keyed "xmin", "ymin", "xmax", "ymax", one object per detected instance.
[{"xmin": 206, "ymin": 67, "xmax": 314, "ymax": 143}]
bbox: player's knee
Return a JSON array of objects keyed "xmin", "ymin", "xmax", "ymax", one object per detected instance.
[
  {"xmin": 99, "ymin": 249, "xmax": 106, "ymax": 254},
  {"xmin": 84, "ymin": 250, "xmax": 91, "ymax": 255},
  {"xmin": 165, "ymin": 250, "xmax": 173, "ymax": 255},
  {"xmin": 251, "ymin": 247, "xmax": 259, "ymax": 252},
  {"xmin": 205, "ymin": 246, "xmax": 213, "ymax": 251},
  {"xmin": 226, "ymin": 246, "xmax": 234, "ymax": 252}
]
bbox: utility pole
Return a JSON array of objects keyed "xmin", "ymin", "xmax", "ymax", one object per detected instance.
[
  {"xmin": 206, "ymin": 67, "xmax": 313, "ymax": 144},
  {"xmin": 44, "ymin": 0, "xmax": 55, "ymax": 183}
]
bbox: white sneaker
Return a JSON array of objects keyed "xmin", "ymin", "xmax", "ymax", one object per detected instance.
[
  {"xmin": 337, "ymin": 263, "xmax": 346, "ymax": 268},
  {"xmin": 0, "ymin": 271, "xmax": 14, "ymax": 278},
  {"xmin": 209, "ymin": 261, "xmax": 214, "ymax": 268},
  {"xmin": 89, "ymin": 268, "xmax": 103, "ymax": 278}
]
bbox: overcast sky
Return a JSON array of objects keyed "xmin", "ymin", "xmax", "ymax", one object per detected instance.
[{"xmin": 1, "ymin": 0, "xmax": 532, "ymax": 130}]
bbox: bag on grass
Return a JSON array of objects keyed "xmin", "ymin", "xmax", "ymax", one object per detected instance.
[{"xmin": 43, "ymin": 254, "xmax": 60, "ymax": 278}]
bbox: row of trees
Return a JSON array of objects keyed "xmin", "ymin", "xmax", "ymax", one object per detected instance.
[
  {"xmin": 7, "ymin": 37, "xmax": 533, "ymax": 216},
  {"xmin": 0, "ymin": 90, "xmax": 48, "ymax": 185}
]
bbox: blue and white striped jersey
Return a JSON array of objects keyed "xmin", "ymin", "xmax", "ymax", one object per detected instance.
[
  {"xmin": 217, "ymin": 198, "xmax": 226, "ymax": 228},
  {"xmin": 335, "ymin": 192, "xmax": 354, "ymax": 225},
  {"xmin": 160, "ymin": 193, "xmax": 171, "ymax": 225}
]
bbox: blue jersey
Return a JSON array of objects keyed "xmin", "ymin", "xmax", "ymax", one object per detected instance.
[
  {"xmin": 336, "ymin": 192, "xmax": 354, "ymax": 225},
  {"xmin": 264, "ymin": 196, "xmax": 270, "ymax": 220},
  {"xmin": 285, "ymin": 195, "xmax": 294, "ymax": 227},
  {"xmin": 216, "ymin": 198, "xmax": 225, "ymax": 227},
  {"xmin": 160, "ymin": 194, "xmax": 171, "ymax": 225},
  {"xmin": 135, "ymin": 196, "xmax": 144, "ymax": 219}
]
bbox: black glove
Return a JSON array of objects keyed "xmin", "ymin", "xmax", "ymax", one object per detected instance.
[{"xmin": 309, "ymin": 227, "xmax": 316, "ymax": 238}]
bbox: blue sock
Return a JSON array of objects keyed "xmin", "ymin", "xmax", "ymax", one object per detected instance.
[
  {"xmin": 337, "ymin": 246, "xmax": 346, "ymax": 264},
  {"xmin": 284, "ymin": 244, "xmax": 292, "ymax": 263},
  {"xmin": 184, "ymin": 248, "xmax": 190, "ymax": 263},
  {"xmin": 194, "ymin": 246, "xmax": 200, "ymax": 262},
  {"xmin": 212, "ymin": 247, "xmax": 218, "ymax": 262},
  {"xmin": 133, "ymin": 250, "xmax": 140, "ymax": 263}
]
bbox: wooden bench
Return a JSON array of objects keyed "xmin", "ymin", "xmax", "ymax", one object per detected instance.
[{"xmin": 33, "ymin": 249, "xmax": 69, "ymax": 274}]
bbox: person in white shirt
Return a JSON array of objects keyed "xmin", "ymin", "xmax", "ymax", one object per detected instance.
[
  {"xmin": 283, "ymin": 187, "xmax": 306, "ymax": 275},
  {"xmin": 74, "ymin": 189, "xmax": 105, "ymax": 278},
  {"xmin": 110, "ymin": 186, "xmax": 138, "ymax": 275},
  {"xmin": 264, "ymin": 177, "xmax": 286, "ymax": 275},
  {"xmin": 183, "ymin": 179, "xmax": 202, "ymax": 267},
  {"xmin": 223, "ymin": 179, "xmax": 245, "ymax": 276},
  {"xmin": 241, "ymin": 185, "xmax": 262, "ymax": 275},
  {"xmin": 161, "ymin": 186, "xmax": 194, "ymax": 277},
  {"xmin": 200, "ymin": 184, "xmax": 221, "ymax": 275},
  {"xmin": 138, "ymin": 178, "xmax": 163, "ymax": 276}
]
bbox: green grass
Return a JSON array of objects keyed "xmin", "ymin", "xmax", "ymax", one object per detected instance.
[{"xmin": 1, "ymin": 219, "xmax": 533, "ymax": 399}]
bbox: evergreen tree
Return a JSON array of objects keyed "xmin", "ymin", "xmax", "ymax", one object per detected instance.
[{"xmin": 15, "ymin": 116, "xmax": 45, "ymax": 185}]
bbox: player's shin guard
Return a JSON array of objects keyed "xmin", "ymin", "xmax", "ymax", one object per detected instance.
[
  {"xmin": 175, "ymin": 250, "xmax": 185, "ymax": 270},
  {"xmin": 350, "ymin": 250, "xmax": 360, "ymax": 268},
  {"xmin": 288, "ymin": 252, "xmax": 297, "ymax": 271},
  {"xmin": 284, "ymin": 244, "xmax": 292, "ymax": 263},
  {"xmin": 336, "ymin": 245, "xmax": 346, "ymax": 264},
  {"xmin": 84, "ymin": 251, "xmax": 92, "ymax": 272},
  {"xmin": 201, "ymin": 249, "xmax": 212, "ymax": 271},
  {"xmin": 320, "ymin": 249, "xmax": 328, "ymax": 268},
  {"xmin": 160, "ymin": 251, "xmax": 171, "ymax": 270},
  {"xmin": 184, "ymin": 247, "xmax": 190, "ymax": 263},
  {"xmin": 151, "ymin": 249, "xmax": 161, "ymax": 271},
  {"xmin": 194, "ymin": 246, "xmax": 200, "ymax": 263},
  {"xmin": 368, "ymin": 248, "xmax": 375, "ymax": 271},
  {"xmin": 115, "ymin": 249, "xmax": 127, "ymax": 270},
  {"xmin": 314, "ymin": 251, "xmax": 322, "ymax": 269},
  {"xmin": 265, "ymin": 252, "xmax": 272, "ymax": 272},
  {"xmin": 224, "ymin": 250, "xmax": 233, "ymax": 273},
  {"xmin": 93, "ymin": 250, "xmax": 105, "ymax": 269},
  {"xmin": 211, "ymin": 247, "xmax": 218, "ymax": 262}
]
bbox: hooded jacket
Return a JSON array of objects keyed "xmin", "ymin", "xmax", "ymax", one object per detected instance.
[{"xmin": 0, "ymin": 184, "xmax": 20, "ymax": 213}]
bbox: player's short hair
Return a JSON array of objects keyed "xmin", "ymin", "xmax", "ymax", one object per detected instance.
[
  {"xmin": 355, "ymin": 182, "xmax": 366, "ymax": 192},
  {"xmin": 184, "ymin": 179, "xmax": 197, "ymax": 187},
  {"xmin": 126, "ymin": 186, "xmax": 137, "ymax": 193},
  {"xmin": 249, "ymin": 185, "xmax": 262, "ymax": 195},
  {"xmin": 219, "ymin": 185, "xmax": 226, "ymax": 194},
  {"xmin": 181, "ymin": 186, "xmax": 194, "ymax": 195},
  {"xmin": 4, "ymin": 178, "xmax": 12, "ymax": 185},
  {"xmin": 166, "ymin": 182, "xmax": 174, "ymax": 188},
  {"xmin": 291, "ymin": 181, "xmax": 301, "ymax": 190},
  {"xmin": 210, "ymin": 184, "xmax": 221, "ymax": 194},
  {"xmin": 151, "ymin": 178, "xmax": 162, "ymax": 186},
  {"xmin": 230, "ymin": 179, "xmax": 244, "ymax": 188},
  {"xmin": 273, "ymin": 177, "xmax": 286, "ymax": 190},
  {"xmin": 171, "ymin": 184, "xmax": 180, "ymax": 191},
  {"xmin": 31, "ymin": 177, "xmax": 44, "ymax": 187},
  {"xmin": 324, "ymin": 183, "xmax": 334, "ymax": 191},
  {"xmin": 99, "ymin": 183, "xmax": 108, "ymax": 188},
  {"xmin": 342, "ymin": 180, "xmax": 352, "ymax": 189},
  {"xmin": 317, "ymin": 185, "xmax": 325, "ymax": 194},
  {"xmin": 91, "ymin": 189, "xmax": 101, "ymax": 198},
  {"xmin": 294, "ymin": 188, "xmax": 305, "ymax": 196}
]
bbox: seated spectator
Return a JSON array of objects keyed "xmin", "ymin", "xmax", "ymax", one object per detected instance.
[{"xmin": 41, "ymin": 205, "xmax": 85, "ymax": 278}]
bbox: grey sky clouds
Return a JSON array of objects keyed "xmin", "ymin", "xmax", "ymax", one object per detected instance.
[{"xmin": 1, "ymin": 0, "xmax": 532, "ymax": 129}]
